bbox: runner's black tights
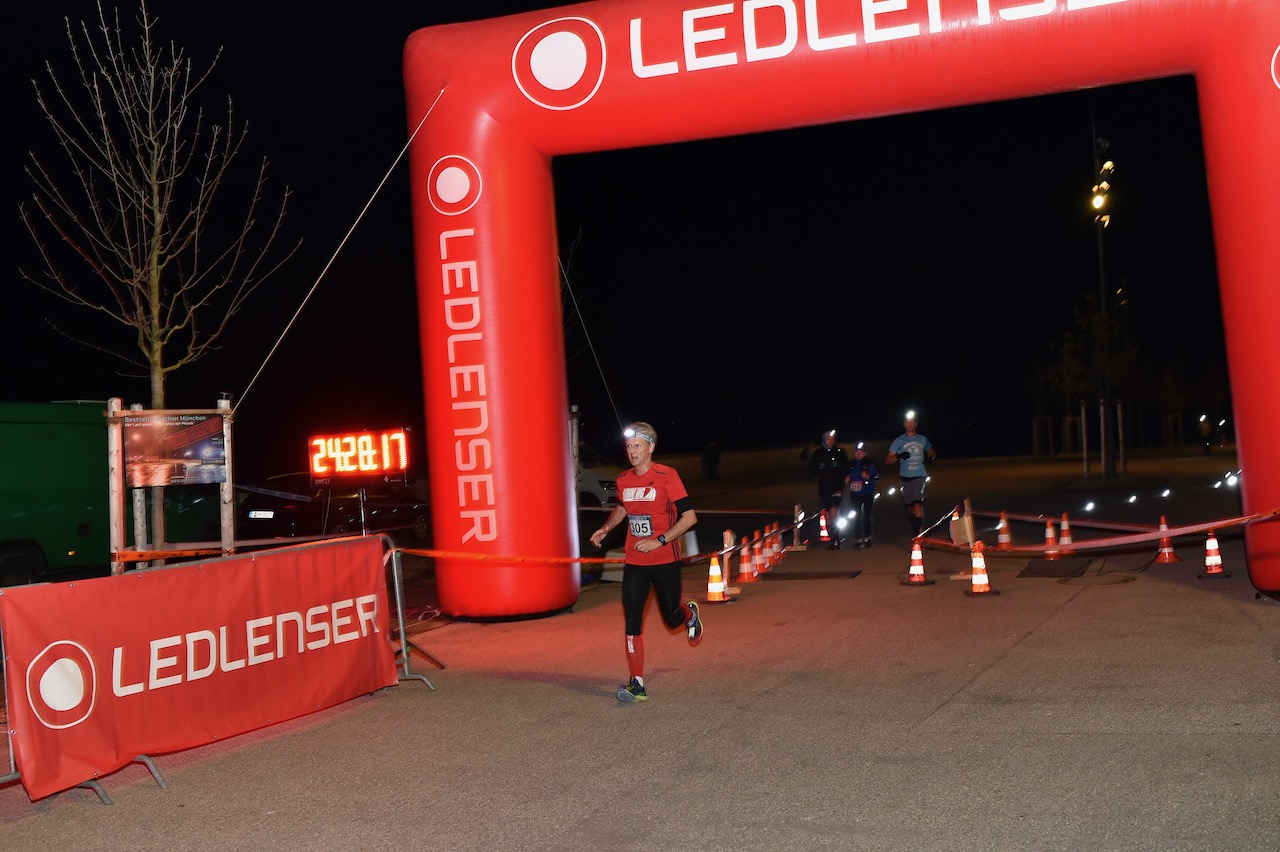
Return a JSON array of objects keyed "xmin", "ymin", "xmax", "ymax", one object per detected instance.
[{"xmin": 622, "ymin": 561, "xmax": 686, "ymax": 635}]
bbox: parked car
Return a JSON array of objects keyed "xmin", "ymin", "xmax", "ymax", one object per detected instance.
[
  {"xmin": 237, "ymin": 473, "xmax": 430, "ymax": 544},
  {"xmin": 576, "ymin": 444, "xmax": 621, "ymax": 508}
]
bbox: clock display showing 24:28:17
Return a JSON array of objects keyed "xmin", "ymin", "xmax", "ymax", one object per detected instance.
[{"xmin": 309, "ymin": 430, "xmax": 409, "ymax": 476}]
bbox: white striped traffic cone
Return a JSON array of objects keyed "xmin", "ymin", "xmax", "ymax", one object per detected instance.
[
  {"xmin": 737, "ymin": 536, "xmax": 758, "ymax": 583},
  {"xmin": 901, "ymin": 539, "xmax": 934, "ymax": 586},
  {"xmin": 1198, "ymin": 529, "xmax": 1230, "ymax": 579},
  {"xmin": 771, "ymin": 523, "xmax": 786, "ymax": 564},
  {"xmin": 1043, "ymin": 519, "xmax": 1059, "ymax": 561},
  {"xmin": 706, "ymin": 556, "xmax": 727, "ymax": 603},
  {"xmin": 1154, "ymin": 516, "xmax": 1182, "ymax": 564},
  {"xmin": 1059, "ymin": 513, "xmax": 1073, "ymax": 545},
  {"xmin": 996, "ymin": 512, "xmax": 1013, "ymax": 550},
  {"xmin": 766, "ymin": 523, "xmax": 780, "ymax": 567},
  {"xmin": 965, "ymin": 541, "xmax": 1000, "ymax": 596}
]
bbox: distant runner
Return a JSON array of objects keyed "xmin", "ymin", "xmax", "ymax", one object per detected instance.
[{"xmin": 887, "ymin": 411, "xmax": 936, "ymax": 538}]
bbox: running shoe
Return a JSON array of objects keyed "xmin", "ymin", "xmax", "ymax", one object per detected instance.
[
  {"xmin": 686, "ymin": 600, "xmax": 704, "ymax": 647},
  {"xmin": 616, "ymin": 677, "xmax": 648, "ymax": 702}
]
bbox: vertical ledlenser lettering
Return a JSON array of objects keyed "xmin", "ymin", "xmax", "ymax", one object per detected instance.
[{"xmin": 438, "ymin": 225, "xmax": 497, "ymax": 542}]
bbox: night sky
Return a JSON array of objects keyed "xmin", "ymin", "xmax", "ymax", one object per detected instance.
[{"xmin": 7, "ymin": 1, "xmax": 1225, "ymax": 479}]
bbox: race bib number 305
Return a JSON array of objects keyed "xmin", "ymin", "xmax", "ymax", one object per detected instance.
[{"xmin": 628, "ymin": 515, "xmax": 653, "ymax": 537}]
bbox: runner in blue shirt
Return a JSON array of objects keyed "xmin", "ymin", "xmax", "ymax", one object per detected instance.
[{"xmin": 886, "ymin": 412, "xmax": 935, "ymax": 538}]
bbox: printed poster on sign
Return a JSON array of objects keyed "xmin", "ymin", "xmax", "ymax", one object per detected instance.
[{"xmin": 123, "ymin": 411, "xmax": 227, "ymax": 487}]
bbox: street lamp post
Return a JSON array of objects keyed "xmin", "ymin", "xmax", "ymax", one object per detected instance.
[{"xmin": 1091, "ymin": 120, "xmax": 1117, "ymax": 480}]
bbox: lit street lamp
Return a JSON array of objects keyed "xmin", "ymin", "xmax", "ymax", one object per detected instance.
[
  {"xmin": 1092, "ymin": 157, "xmax": 1114, "ymax": 228},
  {"xmin": 1091, "ymin": 122, "xmax": 1117, "ymax": 479}
]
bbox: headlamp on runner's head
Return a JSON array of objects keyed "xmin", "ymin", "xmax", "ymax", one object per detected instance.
[
  {"xmin": 623, "ymin": 423, "xmax": 656, "ymax": 444},
  {"xmin": 856, "ymin": 442, "xmax": 865, "ymax": 451}
]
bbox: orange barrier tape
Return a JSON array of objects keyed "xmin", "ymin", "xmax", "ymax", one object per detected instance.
[
  {"xmin": 398, "ymin": 548, "xmax": 624, "ymax": 565},
  {"xmin": 971, "ymin": 509, "xmax": 1153, "ymax": 533},
  {"xmin": 115, "ymin": 548, "xmax": 225, "ymax": 562},
  {"xmin": 924, "ymin": 509, "xmax": 1280, "ymax": 555},
  {"xmin": 398, "ymin": 517, "xmax": 806, "ymax": 568}
]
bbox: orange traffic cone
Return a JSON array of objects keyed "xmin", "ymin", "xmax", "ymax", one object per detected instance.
[
  {"xmin": 1198, "ymin": 529, "xmax": 1231, "ymax": 579},
  {"xmin": 901, "ymin": 538, "xmax": 934, "ymax": 586},
  {"xmin": 1054, "ymin": 511, "xmax": 1075, "ymax": 544},
  {"xmin": 752, "ymin": 535, "xmax": 767, "ymax": 576},
  {"xmin": 1043, "ymin": 519, "xmax": 1059, "ymax": 560},
  {"xmin": 766, "ymin": 523, "xmax": 780, "ymax": 567},
  {"xmin": 996, "ymin": 512, "xmax": 1013, "ymax": 550},
  {"xmin": 737, "ymin": 536, "xmax": 758, "ymax": 583},
  {"xmin": 706, "ymin": 556, "xmax": 727, "ymax": 603},
  {"xmin": 1154, "ymin": 515, "xmax": 1182, "ymax": 564},
  {"xmin": 965, "ymin": 541, "xmax": 1000, "ymax": 596},
  {"xmin": 819, "ymin": 511, "xmax": 830, "ymax": 543},
  {"xmin": 771, "ymin": 523, "xmax": 785, "ymax": 564}
]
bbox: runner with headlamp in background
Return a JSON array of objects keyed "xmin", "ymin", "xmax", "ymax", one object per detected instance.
[
  {"xmin": 807, "ymin": 429, "xmax": 849, "ymax": 549},
  {"xmin": 887, "ymin": 411, "xmax": 936, "ymax": 538}
]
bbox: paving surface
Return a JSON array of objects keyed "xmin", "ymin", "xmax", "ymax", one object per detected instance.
[{"xmin": 2, "ymin": 449, "xmax": 1277, "ymax": 851}]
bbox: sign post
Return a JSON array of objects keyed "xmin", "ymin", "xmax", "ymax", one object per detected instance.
[{"xmin": 106, "ymin": 398, "xmax": 235, "ymax": 569}]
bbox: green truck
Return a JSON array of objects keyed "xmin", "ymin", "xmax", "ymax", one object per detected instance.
[{"xmin": 0, "ymin": 401, "xmax": 219, "ymax": 586}]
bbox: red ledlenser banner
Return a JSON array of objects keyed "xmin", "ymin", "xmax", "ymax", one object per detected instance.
[{"xmin": 0, "ymin": 537, "xmax": 398, "ymax": 800}]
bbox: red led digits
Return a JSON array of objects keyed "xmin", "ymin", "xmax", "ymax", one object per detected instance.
[
  {"xmin": 382, "ymin": 431, "xmax": 407, "ymax": 470},
  {"xmin": 309, "ymin": 429, "xmax": 410, "ymax": 484},
  {"xmin": 357, "ymin": 434, "xmax": 378, "ymax": 470}
]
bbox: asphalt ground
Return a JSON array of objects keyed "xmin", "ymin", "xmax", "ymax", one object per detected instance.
[{"xmin": 2, "ymin": 448, "xmax": 1277, "ymax": 850}]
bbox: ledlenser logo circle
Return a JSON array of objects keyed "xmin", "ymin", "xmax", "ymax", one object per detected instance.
[
  {"xmin": 427, "ymin": 155, "xmax": 483, "ymax": 217},
  {"xmin": 26, "ymin": 640, "xmax": 97, "ymax": 730},
  {"xmin": 512, "ymin": 17, "xmax": 606, "ymax": 111}
]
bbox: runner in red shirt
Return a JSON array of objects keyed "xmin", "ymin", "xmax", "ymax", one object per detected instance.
[{"xmin": 590, "ymin": 421, "xmax": 702, "ymax": 702}]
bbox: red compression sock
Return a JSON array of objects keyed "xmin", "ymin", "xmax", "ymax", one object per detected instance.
[{"xmin": 625, "ymin": 634, "xmax": 645, "ymax": 680}]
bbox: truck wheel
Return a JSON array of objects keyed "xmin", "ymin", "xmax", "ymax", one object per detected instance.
[{"xmin": 0, "ymin": 545, "xmax": 42, "ymax": 587}]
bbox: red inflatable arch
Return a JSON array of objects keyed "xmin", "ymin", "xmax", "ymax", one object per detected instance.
[{"xmin": 404, "ymin": 0, "xmax": 1280, "ymax": 616}]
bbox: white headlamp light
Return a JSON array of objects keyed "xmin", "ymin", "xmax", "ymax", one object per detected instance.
[{"xmin": 623, "ymin": 426, "xmax": 655, "ymax": 443}]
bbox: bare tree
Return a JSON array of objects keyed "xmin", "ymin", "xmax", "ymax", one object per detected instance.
[{"xmin": 19, "ymin": 0, "xmax": 300, "ymax": 408}]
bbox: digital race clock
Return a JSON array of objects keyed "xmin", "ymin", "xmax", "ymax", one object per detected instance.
[{"xmin": 309, "ymin": 429, "xmax": 409, "ymax": 485}]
